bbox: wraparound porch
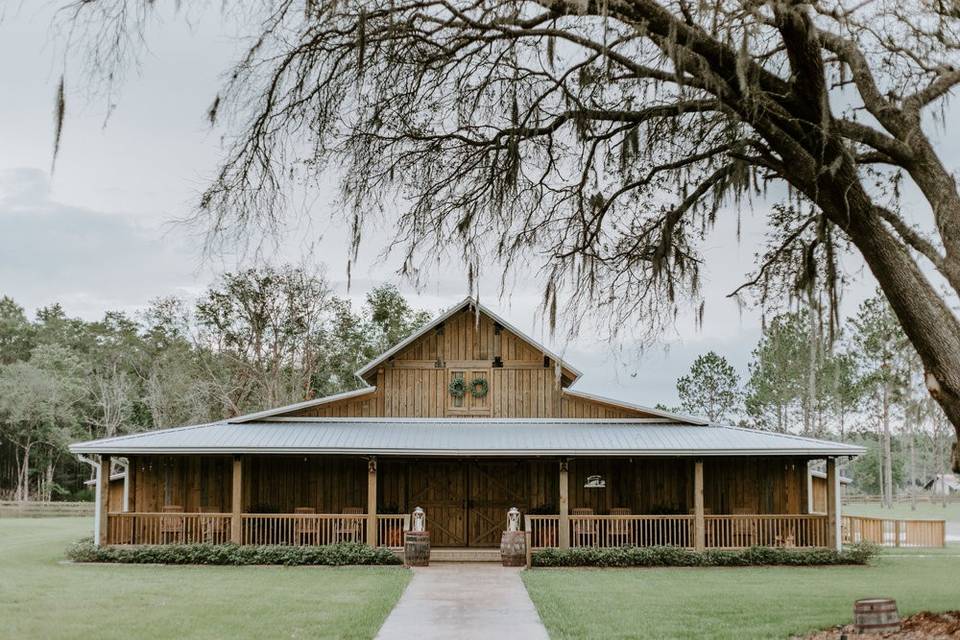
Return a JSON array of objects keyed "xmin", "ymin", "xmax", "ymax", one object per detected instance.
[{"xmin": 94, "ymin": 453, "xmax": 844, "ymax": 550}]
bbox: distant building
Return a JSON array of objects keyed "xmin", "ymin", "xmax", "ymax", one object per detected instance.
[{"xmin": 924, "ymin": 473, "xmax": 960, "ymax": 496}]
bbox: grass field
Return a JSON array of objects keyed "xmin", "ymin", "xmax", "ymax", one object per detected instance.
[
  {"xmin": 0, "ymin": 518, "xmax": 410, "ymax": 640},
  {"xmin": 843, "ymin": 501, "xmax": 960, "ymax": 522},
  {"xmin": 523, "ymin": 551, "xmax": 960, "ymax": 639}
]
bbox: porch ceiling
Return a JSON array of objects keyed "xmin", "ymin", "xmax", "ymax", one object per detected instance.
[{"xmin": 69, "ymin": 418, "xmax": 866, "ymax": 458}]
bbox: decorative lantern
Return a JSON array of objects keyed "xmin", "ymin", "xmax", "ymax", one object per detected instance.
[
  {"xmin": 412, "ymin": 506, "xmax": 426, "ymax": 532},
  {"xmin": 507, "ymin": 507, "xmax": 521, "ymax": 532}
]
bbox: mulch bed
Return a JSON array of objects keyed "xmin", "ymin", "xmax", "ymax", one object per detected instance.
[{"xmin": 798, "ymin": 611, "xmax": 960, "ymax": 639}]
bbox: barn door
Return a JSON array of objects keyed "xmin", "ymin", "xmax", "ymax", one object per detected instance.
[
  {"xmin": 467, "ymin": 461, "xmax": 529, "ymax": 547},
  {"xmin": 407, "ymin": 461, "xmax": 467, "ymax": 547}
]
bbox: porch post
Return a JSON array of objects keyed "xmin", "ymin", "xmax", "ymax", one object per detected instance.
[
  {"xmin": 231, "ymin": 456, "xmax": 243, "ymax": 544},
  {"xmin": 367, "ymin": 458, "xmax": 378, "ymax": 546},
  {"xmin": 98, "ymin": 455, "xmax": 111, "ymax": 546},
  {"xmin": 826, "ymin": 457, "xmax": 840, "ymax": 551},
  {"xmin": 558, "ymin": 459, "xmax": 569, "ymax": 549},
  {"xmin": 693, "ymin": 459, "xmax": 705, "ymax": 551},
  {"xmin": 124, "ymin": 458, "xmax": 135, "ymax": 512}
]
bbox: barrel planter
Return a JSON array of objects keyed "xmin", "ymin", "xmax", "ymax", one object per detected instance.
[
  {"xmin": 500, "ymin": 530, "xmax": 526, "ymax": 567},
  {"xmin": 404, "ymin": 530, "xmax": 430, "ymax": 567},
  {"xmin": 854, "ymin": 598, "xmax": 900, "ymax": 634}
]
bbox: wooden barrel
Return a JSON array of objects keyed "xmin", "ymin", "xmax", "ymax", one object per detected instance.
[
  {"xmin": 500, "ymin": 531, "xmax": 527, "ymax": 567},
  {"xmin": 404, "ymin": 530, "xmax": 430, "ymax": 567},
  {"xmin": 854, "ymin": 598, "xmax": 900, "ymax": 634}
]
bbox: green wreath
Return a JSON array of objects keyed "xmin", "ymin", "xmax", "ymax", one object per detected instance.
[
  {"xmin": 448, "ymin": 377, "xmax": 467, "ymax": 398},
  {"xmin": 469, "ymin": 377, "xmax": 489, "ymax": 398}
]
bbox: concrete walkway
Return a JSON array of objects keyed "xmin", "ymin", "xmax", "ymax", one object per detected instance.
[{"xmin": 376, "ymin": 564, "xmax": 549, "ymax": 640}]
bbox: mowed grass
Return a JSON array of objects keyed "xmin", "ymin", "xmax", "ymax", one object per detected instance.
[
  {"xmin": 523, "ymin": 553, "xmax": 960, "ymax": 639},
  {"xmin": 843, "ymin": 501, "xmax": 960, "ymax": 522},
  {"xmin": 0, "ymin": 518, "xmax": 410, "ymax": 640}
]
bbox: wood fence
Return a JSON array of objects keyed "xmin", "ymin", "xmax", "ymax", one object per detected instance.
[
  {"xmin": 0, "ymin": 501, "xmax": 94, "ymax": 518},
  {"xmin": 844, "ymin": 495, "xmax": 960, "ymax": 505},
  {"xmin": 842, "ymin": 515, "xmax": 946, "ymax": 547}
]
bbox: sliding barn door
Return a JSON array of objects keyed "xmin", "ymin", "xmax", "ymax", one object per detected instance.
[
  {"xmin": 468, "ymin": 461, "xmax": 529, "ymax": 547},
  {"xmin": 408, "ymin": 461, "xmax": 467, "ymax": 547}
]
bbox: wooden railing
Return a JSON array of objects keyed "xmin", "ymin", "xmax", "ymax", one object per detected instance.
[
  {"xmin": 242, "ymin": 514, "xmax": 367, "ymax": 546},
  {"xmin": 525, "ymin": 515, "xmax": 560, "ymax": 550},
  {"xmin": 376, "ymin": 514, "xmax": 410, "ymax": 549},
  {"xmin": 705, "ymin": 515, "xmax": 828, "ymax": 548},
  {"xmin": 842, "ymin": 515, "xmax": 946, "ymax": 548},
  {"xmin": 107, "ymin": 512, "xmax": 232, "ymax": 545},
  {"xmin": 569, "ymin": 515, "xmax": 696, "ymax": 548},
  {"xmin": 526, "ymin": 514, "xmax": 830, "ymax": 549},
  {"xmin": 106, "ymin": 512, "xmax": 413, "ymax": 547}
]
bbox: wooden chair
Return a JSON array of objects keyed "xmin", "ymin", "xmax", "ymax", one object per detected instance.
[
  {"xmin": 293, "ymin": 507, "xmax": 318, "ymax": 545},
  {"xmin": 160, "ymin": 505, "xmax": 184, "ymax": 544},
  {"xmin": 199, "ymin": 506, "xmax": 225, "ymax": 543},
  {"xmin": 337, "ymin": 507, "xmax": 365, "ymax": 543},
  {"xmin": 606, "ymin": 507, "xmax": 632, "ymax": 547},
  {"xmin": 571, "ymin": 508, "xmax": 598, "ymax": 547}
]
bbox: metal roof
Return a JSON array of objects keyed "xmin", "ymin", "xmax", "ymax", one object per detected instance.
[
  {"xmin": 69, "ymin": 418, "xmax": 866, "ymax": 457},
  {"xmin": 354, "ymin": 297, "xmax": 583, "ymax": 382}
]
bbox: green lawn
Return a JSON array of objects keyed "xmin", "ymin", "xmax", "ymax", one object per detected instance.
[
  {"xmin": 0, "ymin": 518, "xmax": 410, "ymax": 640},
  {"xmin": 843, "ymin": 501, "xmax": 960, "ymax": 522},
  {"xmin": 523, "ymin": 553, "xmax": 960, "ymax": 639}
]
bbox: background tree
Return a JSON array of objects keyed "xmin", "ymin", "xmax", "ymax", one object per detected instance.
[
  {"xmin": 676, "ymin": 351, "xmax": 741, "ymax": 423},
  {"xmin": 745, "ymin": 313, "xmax": 807, "ymax": 432},
  {"xmin": 850, "ymin": 292, "xmax": 912, "ymax": 507},
  {"xmin": 56, "ymin": 0, "xmax": 960, "ymax": 470},
  {"xmin": 0, "ymin": 266, "xmax": 429, "ymax": 500}
]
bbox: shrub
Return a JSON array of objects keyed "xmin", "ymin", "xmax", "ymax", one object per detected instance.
[
  {"xmin": 66, "ymin": 539, "xmax": 403, "ymax": 566},
  {"xmin": 531, "ymin": 543, "xmax": 877, "ymax": 568}
]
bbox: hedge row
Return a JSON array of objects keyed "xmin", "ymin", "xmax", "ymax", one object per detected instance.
[
  {"xmin": 66, "ymin": 539, "xmax": 402, "ymax": 566},
  {"xmin": 532, "ymin": 543, "xmax": 877, "ymax": 567}
]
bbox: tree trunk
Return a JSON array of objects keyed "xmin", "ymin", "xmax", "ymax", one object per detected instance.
[
  {"xmin": 882, "ymin": 382, "xmax": 894, "ymax": 508},
  {"xmin": 15, "ymin": 443, "xmax": 31, "ymax": 503},
  {"xmin": 804, "ymin": 162, "xmax": 960, "ymax": 475},
  {"xmin": 806, "ymin": 296, "xmax": 818, "ymax": 437},
  {"xmin": 909, "ymin": 413, "xmax": 916, "ymax": 512}
]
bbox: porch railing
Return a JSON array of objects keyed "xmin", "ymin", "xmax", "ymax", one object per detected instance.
[
  {"xmin": 106, "ymin": 512, "xmax": 411, "ymax": 547},
  {"xmin": 376, "ymin": 514, "xmax": 410, "ymax": 550},
  {"xmin": 842, "ymin": 515, "xmax": 946, "ymax": 548},
  {"xmin": 106, "ymin": 512, "xmax": 232, "ymax": 545},
  {"xmin": 569, "ymin": 515, "xmax": 696, "ymax": 548},
  {"xmin": 705, "ymin": 514, "xmax": 827, "ymax": 548},
  {"xmin": 525, "ymin": 514, "xmax": 830, "ymax": 549}
]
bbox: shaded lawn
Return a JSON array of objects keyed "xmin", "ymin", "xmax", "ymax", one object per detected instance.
[
  {"xmin": 523, "ymin": 554, "xmax": 960, "ymax": 639},
  {"xmin": 0, "ymin": 518, "xmax": 410, "ymax": 640},
  {"xmin": 843, "ymin": 502, "xmax": 960, "ymax": 523}
]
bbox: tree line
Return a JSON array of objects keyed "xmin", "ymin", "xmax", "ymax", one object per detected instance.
[
  {"xmin": 0, "ymin": 265, "xmax": 429, "ymax": 501},
  {"xmin": 668, "ymin": 292, "xmax": 957, "ymax": 507}
]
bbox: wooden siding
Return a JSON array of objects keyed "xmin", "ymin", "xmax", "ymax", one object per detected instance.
[{"xmin": 278, "ymin": 308, "xmax": 661, "ymax": 419}]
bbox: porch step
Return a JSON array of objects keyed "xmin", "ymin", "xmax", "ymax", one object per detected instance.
[{"xmin": 394, "ymin": 548, "xmax": 503, "ymax": 562}]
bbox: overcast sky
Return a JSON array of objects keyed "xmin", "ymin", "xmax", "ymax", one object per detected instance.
[{"xmin": 1, "ymin": 3, "xmax": 953, "ymax": 408}]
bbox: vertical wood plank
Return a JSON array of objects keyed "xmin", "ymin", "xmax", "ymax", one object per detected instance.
[
  {"xmin": 98, "ymin": 455, "xmax": 111, "ymax": 546},
  {"xmin": 826, "ymin": 457, "xmax": 840, "ymax": 551},
  {"xmin": 232, "ymin": 456, "xmax": 243, "ymax": 544},
  {"xmin": 694, "ymin": 459, "xmax": 705, "ymax": 550},
  {"xmin": 559, "ymin": 459, "xmax": 570, "ymax": 549},
  {"xmin": 367, "ymin": 458, "xmax": 378, "ymax": 546}
]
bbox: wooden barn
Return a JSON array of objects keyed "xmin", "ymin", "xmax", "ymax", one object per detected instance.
[{"xmin": 71, "ymin": 298, "xmax": 863, "ymax": 553}]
